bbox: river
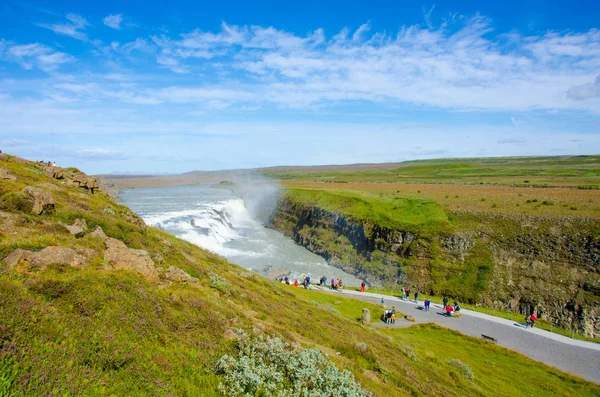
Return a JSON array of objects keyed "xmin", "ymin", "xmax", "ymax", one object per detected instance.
[{"xmin": 120, "ymin": 184, "xmax": 361, "ymax": 286}]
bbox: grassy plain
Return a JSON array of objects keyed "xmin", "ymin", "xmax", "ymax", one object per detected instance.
[{"xmin": 262, "ymin": 156, "xmax": 600, "ymax": 219}]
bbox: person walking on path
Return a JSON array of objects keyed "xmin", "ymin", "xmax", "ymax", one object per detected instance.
[
  {"xmin": 424, "ymin": 299, "xmax": 430, "ymax": 312},
  {"xmin": 530, "ymin": 314, "xmax": 537, "ymax": 328},
  {"xmin": 331, "ymin": 279, "xmax": 335, "ymax": 290},
  {"xmin": 360, "ymin": 281, "xmax": 366, "ymax": 292},
  {"xmin": 414, "ymin": 291, "xmax": 419, "ymax": 304},
  {"xmin": 443, "ymin": 296, "xmax": 449, "ymax": 309}
]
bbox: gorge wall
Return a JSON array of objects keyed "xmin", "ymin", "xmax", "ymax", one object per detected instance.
[{"xmin": 269, "ymin": 194, "xmax": 600, "ymax": 338}]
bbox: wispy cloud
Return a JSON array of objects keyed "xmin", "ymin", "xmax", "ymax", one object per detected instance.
[
  {"xmin": 37, "ymin": 13, "xmax": 89, "ymax": 41},
  {"xmin": 134, "ymin": 18, "xmax": 600, "ymax": 112},
  {"xmin": 0, "ymin": 41, "xmax": 73, "ymax": 71},
  {"xmin": 103, "ymin": 14, "xmax": 124, "ymax": 30}
]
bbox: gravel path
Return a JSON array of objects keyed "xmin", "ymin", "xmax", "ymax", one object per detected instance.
[{"xmin": 312, "ymin": 287, "xmax": 600, "ymax": 384}]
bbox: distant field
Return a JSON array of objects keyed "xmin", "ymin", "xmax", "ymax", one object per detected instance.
[{"xmin": 262, "ymin": 156, "xmax": 600, "ymax": 218}]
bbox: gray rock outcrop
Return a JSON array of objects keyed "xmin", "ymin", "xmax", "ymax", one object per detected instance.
[
  {"xmin": 23, "ymin": 186, "xmax": 55, "ymax": 215},
  {"xmin": 4, "ymin": 246, "xmax": 86, "ymax": 271},
  {"xmin": 0, "ymin": 169, "xmax": 16, "ymax": 181},
  {"xmin": 163, "ymin": 266, "xmax": 199, "ymax": 283},
  {"xmin": 103, "ymin": 238, "xmax": 158, "ymax": 282},
  {"xmin": 90, "ymin": 225, "xmax": 108, "ymax": 240}
]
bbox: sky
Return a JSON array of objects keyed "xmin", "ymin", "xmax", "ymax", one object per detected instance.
[{"xmin": 0, "ymin": 0, "xmax": 599, "ymax": 174}]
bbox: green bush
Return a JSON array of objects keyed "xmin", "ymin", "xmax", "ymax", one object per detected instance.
[
  {"xmin": 209, "ymin": 273, "xmax": 232, "ymax": 295},
  {"xmin": 542, "ymin": 200, "xmax": 554, "ymax": 206},
  {"xmin": 215, "ymin": 331, "xmax": 372, "ymax": 396}
]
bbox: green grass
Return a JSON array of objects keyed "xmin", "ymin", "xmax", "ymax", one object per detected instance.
[
  {"xmin": 286, "ymin": 188, "xmax": 449, "ymax": 235},
  {"xmin": 261, "ymin": 155, "xmax": 600, "ymax": 188}
]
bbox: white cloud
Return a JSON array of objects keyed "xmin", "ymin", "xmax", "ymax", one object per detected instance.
[
  {"xmin": 1, "ymin": 42, "xmax": 73, "ymax": 71},
  {"xmin": 134, "ymin": 19, "xmax": 600, "ymax": 113},
  {"xmin": 567, "ymin": 75, "xmax": 600, "ymax": 100},
  {"xmin": 103, "ymin": 14, "xmax": 124, "ymax": 30},
  {"xmin": 37, "ymin": 13, "xmax": 89, "ymax": 41}
]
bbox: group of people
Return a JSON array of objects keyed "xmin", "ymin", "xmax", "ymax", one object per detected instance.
[
  {"xmin": 383, "ymin": 306, "xmax": 396, "ymax": 324},
  {"xmin": 400, "ymin": 287, "xmax": 420, "ymax": 303},
  {"xmin": 278, "ymin": 275, "xmax": 345, "ymax": 291},
  {"xmin": 38, "ymin": 160, "xmax": 57, "ymax": 167}
]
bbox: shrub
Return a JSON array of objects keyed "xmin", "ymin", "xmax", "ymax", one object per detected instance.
[
  {"xmin": 542, "ymin": 200, "xmax": 554, "ymax": 206},
  {"xmin": 480, "ymin": 198, "xmax": 486, "ymax": 202},
  {"xmin": 491, "ymin": 204, "xmax": 497, "ymax": 208},
  {"xmin": 215, "ymin": 331, "xmax": 372, "ymax": 396},
  {"xmin": 209, "ymin": 273, "xmax": 232, "ymax": 295},
  {"xmin": 570, "ymin": 206, "xmax": 577, "ymax": 211},
  {"xmin": 447, "ymin": 358, "xmax": 474, "ymax": 381}
]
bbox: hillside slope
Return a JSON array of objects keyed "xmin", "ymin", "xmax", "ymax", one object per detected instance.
[{"xmin": 0, "ymin": 153, "xmax": 599, "ymax": 396}]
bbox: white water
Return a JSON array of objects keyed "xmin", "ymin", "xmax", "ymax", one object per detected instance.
[{"xmin": 120, "ymin": 184, "xmax": 361, "ymax": 285}]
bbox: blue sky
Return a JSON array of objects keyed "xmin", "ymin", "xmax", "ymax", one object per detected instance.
[{"xmin": 0, "ymin": 1, "xmax": 598, "ymax": 174}]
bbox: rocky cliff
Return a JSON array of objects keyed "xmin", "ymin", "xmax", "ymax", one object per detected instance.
[{"xmin": 269, "ymin": 194, "xmax": 600, "ymax": 338}]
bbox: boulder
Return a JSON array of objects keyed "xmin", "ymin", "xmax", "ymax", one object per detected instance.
[
  {"xmin": 4, "ymin": 246, "xmax": 86, "ymax": 272},
  {"xmin": 0, "ymin": 169, "xmax": 16, "ymax": 181},
  {"xmin": 90, "ymin": 225, "xmax": 108, "ymax": 240},
  {"xmin": 45, "ymin": 167, "xmax": 64, "ymax": 180},
  {"xmin": 23, "ymin": 186, "xmax": 55, "ymax": 215},
  {"xmin": 152, "ymin": 253, "xmax": 165, "ymax": 263},
  {"xmin": 0, "ymin": 153, "xmax": 8, "ymax": 161},
  {"xmin": 72, "ymin": 218, "xmax": 88, "ymax": 232},
  {"xmin": 60, "ymin": 221, "xmax": 85, "ymax": 238},
  {"xmin": 163, "ymin": 266, "xmax": 199, "ymax": 283},
  {"xmin": 361, "ymin": 308, "xmax": 371, "ymax": 324},
  {"xmin": 103, "ymin": 238, "xmax": 158, "ymax": 282}
]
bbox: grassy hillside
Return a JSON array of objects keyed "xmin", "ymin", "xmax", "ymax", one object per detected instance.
[{"xmin": 0, "ymin": 154, "xmax": 599, "ymax": 396}]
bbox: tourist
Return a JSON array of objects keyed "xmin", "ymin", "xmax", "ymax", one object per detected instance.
[
  {"xmin": 525, "ymin": 315, "xmax": 531, "ymax": 328},
  {"xmin": 331, "ymin": 279, "xmax": 335, "ymax": 290},
  {"xmin": 390, "ymin": 306, "xmax": 396, "ymax": 324},
  {"xmin": 424, "ymin": 299, "xmax": 430, "ymax": 312},
  {"xmin": 294, "ymin": 279, "xmax": 299, "ymax": 287},
  {"xmin": 454, "ymin": 302, "xmax": 461, "ymax": 312},
  {"xmin": 360, "ymin": 281, "xmax": 366, "ymax": 292},
  {"xmin": 406, "ymin": 288, "xmax": 411, "ymax": 301},
  {"xmin": 443, "ymin": 296, "xmax": 449, "ymax": 309},
  {"xmin": 414, "ymin": 291, "xmax": 419, "ymax": 304},
  {"xmin": 337, "ymin": 279, "xmax": 343, "ymax": 290},
  {"xmin": 305, "ymin": 275, "xmax": 311, "ymax": 289},
  {"xmin": 530, "ymin": 314, "xmax": 537, "ymax": 328},
  {"xmin": 446, "ymin": 305, "xmax": 455, "ymax": 316}
]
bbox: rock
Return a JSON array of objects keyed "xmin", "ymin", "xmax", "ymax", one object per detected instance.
[
  {"xmin": 253, "ymin": 265, "xmax": 291, "ymax": 279},
  {"xmin": 0, "ymin": 153, "xmax": 8, "ymax": 161},
  {"xmin": 72, "ymin": 218, "xmax": 88, "ymax": 232},
  {"xmin": 404, "ymin": 315, "xmax": 416, "ymax": 322},
  {"xmin": 152, "ymin": 253, "xmax": 165, "ymax": 263},
  {"xmin": 44, "ymin": 167, "xmax": 64, "ymax": 180},
  {"xmin": 23, "ymin": 186, "xmax": 55, "ymax": 215},
  {"xmin": 0, "ymin": 169, "xmax": 16, "ymax": 181},
  {"xmin": 103, "ymin": 238, "xmax": 159, "ymax": 282},
  {"xmin": 163, "ymin": 266, "xmax": 199, "ymax": 283},
  {"xmin": 361, "ymin": 308, "xmax": 371, "ymax": 324},
  {"xmin": 4, "ymin": 246, "xmax": 86, "ymax": 272},
  {"xmin": 60, "ymin": 220, "xmax": 86, "ymax": 238},
  {"xmin": 90, "ymin": 225, "xmax": 108, "ymax": 240}
]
